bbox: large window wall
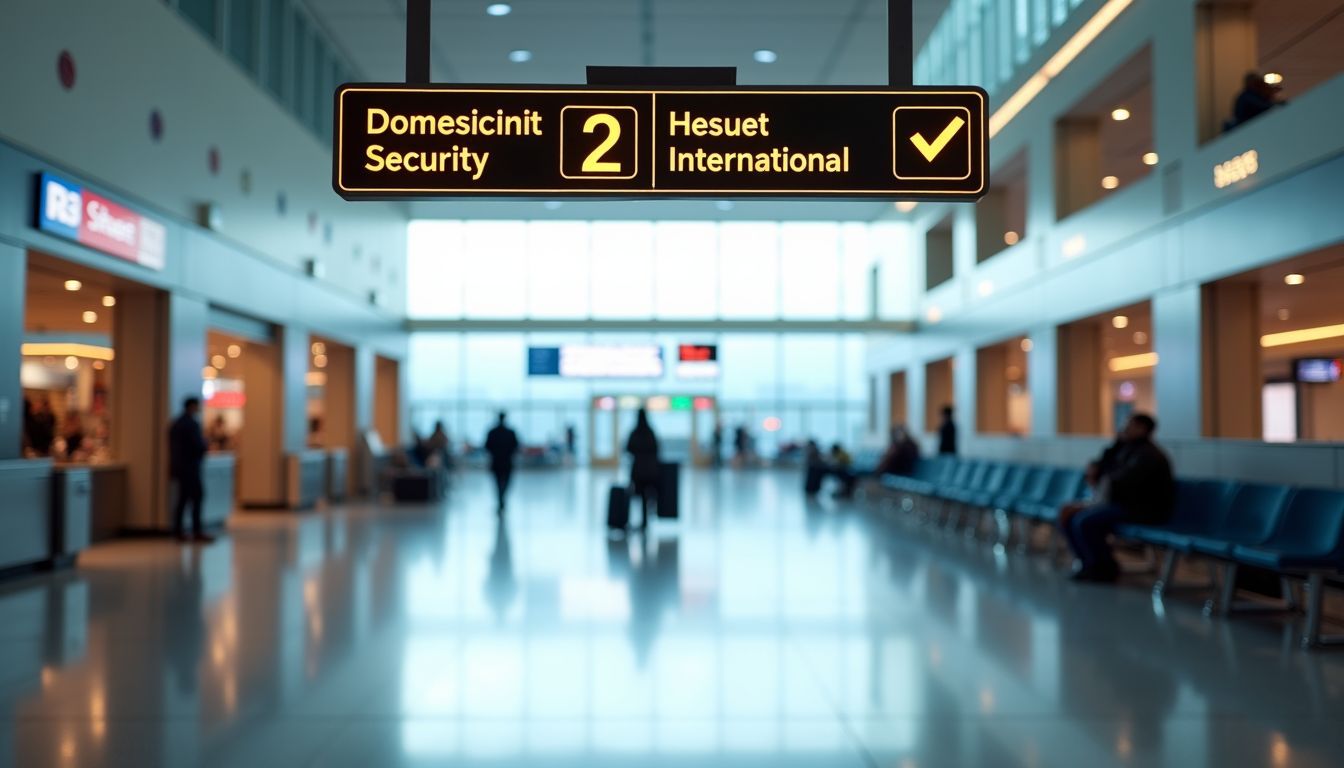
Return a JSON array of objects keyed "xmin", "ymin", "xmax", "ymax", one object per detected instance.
[
  {"xmin": 917, "ymin": 0, "xmax": 1088, "ymax": 94},
  {"xmin": 407, "ymin": 221, "xmax": 892, "ymax": 321}
]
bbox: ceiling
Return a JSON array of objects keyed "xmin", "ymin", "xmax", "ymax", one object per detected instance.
[{"xmin": 306, "ymin": 0, "xmax": 952, "ymax": 221}]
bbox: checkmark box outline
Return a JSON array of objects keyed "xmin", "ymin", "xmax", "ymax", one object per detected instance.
[{"xmin": 892, "ymin": 106, "xmax": 973, "ymax": 182}]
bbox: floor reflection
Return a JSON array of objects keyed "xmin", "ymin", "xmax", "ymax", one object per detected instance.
[{"xmin": 0, "ymin": 468, "xmax": 1341, "ymax": 767}]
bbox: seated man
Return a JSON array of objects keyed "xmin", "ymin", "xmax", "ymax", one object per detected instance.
[
  {"xmin": 828, "ymin": 443, "xmax": 858, "ymax": 499},
  {"xmin": 1062, "ymin": 413, "xmax": 1174, "ymax": 582},
  {"xmin": 875, "ymin": 425, "xmax": 920, "ymax": 477},
  {"xmin": 803, "ymin": 440, "xmax": 826, "ymax": 496}
]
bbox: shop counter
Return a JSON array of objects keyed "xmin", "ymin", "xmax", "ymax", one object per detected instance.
[
  {"xmin": 51, "ymin": 466, "xmax": 92, "ymax": 566},
  {"xmin": 0, "ymin": 459, "xmax": 53, "ymax": 572},
  {"xmin": 201, "ymin": 453, "xmax": 236, "ymax": 529}
]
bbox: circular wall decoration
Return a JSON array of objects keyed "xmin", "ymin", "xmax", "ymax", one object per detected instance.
[
  {"xmin": 149, "ymin": 110, "xmax": 164, "ymax": 142},
  {"xmin": 57, "ymin": 51, "xmax": 76, "ymax": 90}
]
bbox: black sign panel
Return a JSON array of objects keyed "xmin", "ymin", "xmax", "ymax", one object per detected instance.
[{"xmin": 334, "ymin": 84, "xmax": 987, "ymax": 200}]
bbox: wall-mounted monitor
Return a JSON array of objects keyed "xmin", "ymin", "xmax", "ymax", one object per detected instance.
[
  {"xmin": 1294, "ymin": 358, "xmax": 1342, "ymax": 384},
  {"xmin": 676, "ymin": 343, "xmax": 719, "ymax": 379},
  {"xmin": 528, "ymin": 345, "xmax": 663, "ymax": 378}
]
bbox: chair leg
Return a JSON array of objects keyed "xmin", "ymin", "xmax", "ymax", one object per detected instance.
[
  {"xmin": 1303, "ymin": 572, "xmax": 1325, "ymax": 649},
  {"xmin": 1154, "ymin": 550, "xmax": 1178, "ymax": 598},
  {"xmin": 1206, "ymin": 562, "xmax": 1237, "ymax": 616}
]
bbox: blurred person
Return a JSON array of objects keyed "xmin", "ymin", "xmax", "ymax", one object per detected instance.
[
  {"xmin": 565, "ymin": 424, "xmax": 576, "ymax": 457},
  {"xmin": 307, "ymin": 416, "xmax": 324, "ymax": 449},
  {"xmin": 1061, "ymin": 413, "xmax": 1174, "ymax": 582},
  {"xmin": 733, "ymin": 425, "xmax": 753, "ymax": 467},
  {"xmin": 937, "ymin": 405, "xmax": 958, "ymax": 456},
  {"xmin": 206, "ymin": 414, "xmax": 233, "ymax": 451},
  {"xmin": 875, "ymin": 425, "xmax": 920, "ymax": 476},
  {"xmin": 425, "ymin": 420, "xmax": 451, "ymax": 468},
  {"xmin": 27, "ymin": 398, "xmax": 56, "ymax": 456},
  {"xmin": 484, "ymin": 412, "xmax": 520, "ymax": 514},
  {"xmin": 1229, "ymin": 71, "xmax": 1286, "ymax": 130},
  {"xmin": 625, "ymin": 408, "xmax": 661, "ymax": 529},
  {"xmin": 803, "ymin": 440, "xmax": 826, "ymax": 496},
  {"xmin": 711, "ymin": 422, "xmax": 724, "ymax": 467},
  {"xmin": 829, "ymin": 443, "xmax": 857, "ymax": 499},
  {"xmin": 20, "ymin": 398, "xmax": 33, "ymax": 453},
  {"xmin": 60, "ymin": 411, "xmax": 85, "ymax": 459},
  {"xmin": 169, "ymin": 397, "xmax": 214, "ymax": 544}
]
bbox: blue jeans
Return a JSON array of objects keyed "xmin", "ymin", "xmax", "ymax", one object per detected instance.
[{"xmin": 1065, "ymin": 503, "xmax": 1128, "ymax": 574}]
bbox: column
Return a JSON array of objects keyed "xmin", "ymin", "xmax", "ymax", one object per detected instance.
[
  {"xmin": 1201, "ymin": 281, "xmax": 1261, "ymax": 438},
  {"xmin": 1026, "ymin": 324, "xmax": 1058, "ymax": 436},
  {"xmin": 113, "ymin": 289, "xmax": 170, "ymax": 529},
  {"xmin": 976, "ymin": 343, "xmax": 1009, "ymax": 433},
  {"xmin": 1056, "ymin": 320, "xmax": 1104, "ymax": 435},
  {"xmin": 0, "ymin": 245, "xmax": 24, "ymax": 458},
  {"xmin": 1154, "ymin": 284, "xmax": 1203, "ymax": 440}
]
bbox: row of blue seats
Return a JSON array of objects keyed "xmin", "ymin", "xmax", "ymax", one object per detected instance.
[{"xmin": 879, "ymin": 456, "xmax": 1344, "ymax": 649}]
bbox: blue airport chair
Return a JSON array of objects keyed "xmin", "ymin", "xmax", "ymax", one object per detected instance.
[
  {"xmin": 1014, "ymin": 468, "xmax": 1085, "ymax": 522},
  {"xmin": 936, "ymin": 460, "xmax": 987, "ymax": 502},
  {"xmin": 986, "ymin": 465, "xmax": 1033, "ymax": 510},
  {"xmin": 947, "ymin": 462, "xmax": 1005, "ymax": 505},
  {"xmin": 1117, "ymin": 479, "xmax": 1237, "ymax": 597},
  {"xmin": 995, "ymin": 466, "xmax": 1052, "ymax": 513},
  {"xmin": 1184, "ymin": 482, "xmax": 1292, "ymax": 559},
  {"xmin": 1224, "ymin": 488, "xmax": 1344, "ymax": 647}
]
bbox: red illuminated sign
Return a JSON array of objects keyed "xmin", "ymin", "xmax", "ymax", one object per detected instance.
[{"xmin": 678, "ymin": 344, "xmax": 717, "ymax": 362}]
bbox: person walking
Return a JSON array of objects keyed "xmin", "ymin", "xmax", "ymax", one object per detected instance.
[
  {"xmin": 169, "ymin": 397, "xmax": 214, "ymax": 544},
  {"xmin": 484, "ymin": 412, "xmax": 520, "ymax": 514},
  {"xmin": 625, "ymin": 409, "xmax": 661, "ymax": 529}
]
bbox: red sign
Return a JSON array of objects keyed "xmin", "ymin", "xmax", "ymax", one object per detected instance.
[
  {"xmin": 678, "ymin": 344, "xmax": 717, "ymax": 362},
  {"xmin": 207, "ymin": 390, "xmax": 247, "ymax": 410},
  {"xmin": 37, "ymin": 173, "xmax": 166, "ymax": 270}
]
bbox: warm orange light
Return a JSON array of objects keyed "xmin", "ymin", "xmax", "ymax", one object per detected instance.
[
  {"xmin": 1003, "ymin": 230, "xmax": 1020, "ymax": 245},
  {"xmin": 1261, "ymin": 322, "xmax": 1344, "ymax": 348},
  {"xmin": 895, "ymin": 200, "xmax": 918, "ymax": 213},
  {"xmin": 21, "ymin": 343, "xmax": 115, "ymax": 361},
  {"xmin": 1284, "ymin": 273, "xmax": 1305, "ymax": 286},
  {"xmin": 1109, "ymin": 352, "xmax": 1157, "ymax": 372}
]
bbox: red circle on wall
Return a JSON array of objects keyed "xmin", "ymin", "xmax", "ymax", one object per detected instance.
[
  {"xmin": 208, "ymin": 147, "xmax": 220, "ymax": 175},
  {"xmin": 57, "ymin": 51, "xmax": 76, "ymax": 90}
]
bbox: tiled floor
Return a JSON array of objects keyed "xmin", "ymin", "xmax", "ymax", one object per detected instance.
[{"xmin": 1, "ymin": 468, "xmax": 1342, "ymax": 767}]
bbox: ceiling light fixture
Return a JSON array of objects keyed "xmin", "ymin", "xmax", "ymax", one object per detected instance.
[
  {"xmin": 486, "ymin": 3, "xmax": 511, "ymax": 16},
  {"xmin": 1112, "ymin": 315, "xmax": 1129, "ymax": 329},
  {"xmin": 227, "ymin": 344, "xmax": 242, "ymax": 358},
  {"xmin": 1261, "ymin": 322, "xmax": 1344, "ymax": 349},
  {"xmin": 895, "ymin": 201, "xmax": 918, "ymax": 213},
  {"xmin": 1142, "ymin": 152, "xmax": 1159, "ymax": 166},
  {"xmin": 1277, "ymin": 308, "xmax": 1290, "ymax": 321},
  {"xmin": 212, "ymin": 355, "xmax": 227, "ymax": 369},
  {"xmin": 1284, "ymin": 273, "xmax": 1305, "ymax": 286},
  {"xmin": 65, "ymin": 356, "xmax": 79, "ymax": 371},
  {"xmin": 1109, "ymin": 352, "xmax": 1158, "ymax": 372},
  {"xmin": 1003, "ymin": 230, "xmax": 1020, "ymax": 246},
  {"xmin": 1110, "ymin": 107, "xmax": 1130, "ymax": 121},
  {"xmin": 1020, "ymin": 338, "xmax": 1033, "ymax": 352},
  {"xmin": 508, "ymin": 49, "xmax": 532, "ymax": 63},
  {"xmin": 65, "ymin": 280, "xmax": 82, "ymax": 292},
  {"xmin": 1263, "ymin": 72, "xmax": 1283, "ymax": 85},
  {"xmin": 1132, "ymin": 331, "xmax": 1148, "ymax": 345},
  {"xmin": 82, "ymin": 311, "xmax": 98, "ymax": 324},
  {"xmin": 101, "ymin": 295, "xmax": 116, "ymax": 307},
  {"xmin": 753, "ymin": 49, "xmax": 778, "ymax": 64},
  {"xmin": 925, "ymin": 306, "xmax": 943, "ymax": 324},
  {"xmin": 1101, "ymin": 175, "xmax": 1119, "ymax": 189}
]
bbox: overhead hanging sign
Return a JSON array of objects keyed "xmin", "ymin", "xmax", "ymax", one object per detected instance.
[{"xmin": 333, "ymin": 84, "xmax": 987, "ymax": 201}]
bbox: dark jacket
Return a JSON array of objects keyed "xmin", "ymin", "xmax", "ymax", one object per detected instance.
[
  {"xmin": 1232, "ymin": 88, "xmax": 1278, "ymax": 127},
  {"xmin": 169, "ymin": 413, "xmax": 207, "ymax": 478},
  {"xmin": 1104, "ymin": 438, "xmax": 1175, "ymax": 524},
  {"xmin": 484, "ymin": 425, "xmax": 519, "ymax": 472},
  {"xmin": 938, "ymin": 420, "xmax": 957, "ymax": 455},
  {"xmin": 626, "ymin": 423, "xmax": 660, "ymax": 484}
]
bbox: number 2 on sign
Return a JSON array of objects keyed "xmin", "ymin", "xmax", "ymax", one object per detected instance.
[{"xmin": 582, "ymin": 113, "xmax": 622, "ymax": 173}]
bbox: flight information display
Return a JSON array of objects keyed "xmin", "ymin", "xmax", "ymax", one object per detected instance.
[{"xmin": 334, "ymin": 84, "xmax": 987, "ymax": 201}]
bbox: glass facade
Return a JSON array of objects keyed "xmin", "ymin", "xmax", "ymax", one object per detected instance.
[{"xmin": 916, "ymin": 0, "xmax": 1093, "ymax": 94}]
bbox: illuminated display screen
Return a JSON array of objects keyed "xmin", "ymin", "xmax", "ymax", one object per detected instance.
[
  {"xmin": 1295, "ymin": 358, "xmax": 1342, "ymax": 383},
  {"xmin": 528, "ymin": 345, "xmax": 664, "ymax": 378},
  {"xmin": 334, "ymin": 84, "xmax": 987, "ymax": 200},
  {"xmin": 676, "ymin": 344, "xmax": 720, "ymax": 379}
]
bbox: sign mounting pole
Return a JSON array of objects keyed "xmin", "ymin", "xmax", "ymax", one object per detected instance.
[
  {"xmin": 406, "ymin": 0, "xmax": 431, "ymax": 84},
  {"xmin": 890, "ymin": 0, "xmax": 913, "ymax": 87}
]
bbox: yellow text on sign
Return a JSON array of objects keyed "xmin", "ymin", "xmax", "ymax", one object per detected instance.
[{"xmin": 582, "ymin": 114, "xmax": 623, "ymax": 173}]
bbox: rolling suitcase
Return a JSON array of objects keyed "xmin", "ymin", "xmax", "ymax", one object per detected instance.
[
  {"xmin": 607, "ymin": 485, "xmax": 631, "ymax": 530},
  {"xmin": 656, "ymin": 461, "xmax": 680, "ymax": 519}
]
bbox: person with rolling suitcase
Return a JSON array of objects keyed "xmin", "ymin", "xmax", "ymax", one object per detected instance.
[{"xmin": 625, "ymin": 408, "xmax": 661, "ymax": 530}]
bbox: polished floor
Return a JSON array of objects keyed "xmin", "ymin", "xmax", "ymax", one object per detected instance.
[{"xmin": 2, "ymin": 469, "xmax": 1343, "ymax": 767}]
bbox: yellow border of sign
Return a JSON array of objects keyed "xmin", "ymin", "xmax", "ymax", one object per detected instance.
[
  {"xmin": 892, "ymin": 106, "xmax": 973, "ymax": 182},
  {"xmin": 559, "ymin": 105, "xmax": 639, "ymax": 180},
  {"xmin": 336, "ymin": 87, "xmax": 987, "ymax": 196}
]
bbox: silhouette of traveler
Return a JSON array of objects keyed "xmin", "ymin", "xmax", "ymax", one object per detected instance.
[
  {"xmin": 1229, "ymin": 71, "xmax": 1285, "ymax": 130},
  {"xmin": 169, "ymin": 397, "xmax": 214, "ymax": 543},
  {"xmin": 876, "ymin": 425, "xmax": 920, "ymax": 476},
  {"xmin": 1062, "ymin": 413, "xmax": 1174, "ymax": 582},
  {"xmin": 828, "ymin": 443, "xmax": 858, "ymax": 499},
  {"xmin": 425, "ymin": 420, "xmax": 451, "ymax": 468},
  {"xmin": 27, "ymin": 398, "xmax": 56, "ymax": 456},
  {"xmin": 937, "ymin": 405, "xmax": 958, "ymax": 456},
  {"xmin": 803, "ymin": 440, "xmax": 826, "ymax": 496},
  {"xmin": 484, "ymin": 411, "xmax": 520, "ymax": 514},
  {"xmin": 626, "ymin": 408, "xmax": 661, "ymax": 529}
]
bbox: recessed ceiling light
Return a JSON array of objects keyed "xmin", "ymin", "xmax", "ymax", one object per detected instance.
[
  {"xmin": 65, "ymin": 356, "xmax": 79, "ymax": 371},
  {"xmin": 1133, "ymin": 331, "xmax": 1148, "ymax": 345},
  {"xmin": 1142, "ymin": 152, "xmax": 1159, "ymax": 166},
  {"xmin": 486, "ymin": 3, "xmax": 511, "ymax": 16},
  {"xmin": 1020, "ymin": 338, "xmax": 1033, "ymax": 352},
  {"xmin": 82, "ymin": 310, "xmax": 97, "ymax": 324},
  {"xmin": 1111, "ymin": 107, "xmax": 1130, "ymax": 121},
  {"xmin": 508, "ymin": 49, "xmax": 532, "ymax": 63},
  {"xmin": 65, "ymin": 279, "xmax": 82, "ymax": 292},
  {"xmin": 894, "ymin": 201, "xmax": 918, "ymax": 213},
  {"xmin": 753, "ymin": 49, "xmax": 778, "ymax": 64},
  {"xmin": 1003, "ymin": 230, "xmax": 1020, "ymax": 245},
  {"xmin": 1101, "ymin": 175, "xmax": 1119, "ymax": 189},
  {"xmin": 101, "ymin": 295, "xmax": 116, "ymax": 307},
  {"xmin": 212, "ymin": 354, "xmax": 227, "ymax": 369},
  {"xmin": 227, "ymin": 344, "xmax": 242, "ymax": 358},
  {"xmin": 1277, "ymin": 308, "xmax": 1290, "ymax": 321},
  {"xmin": 1263, "ymin": 72, "xmax": 1283, "ymax": 85},
  {"xmin": 1284, "ymin": 273, "xmax": 1305, "ymax": 286},
  {"xmin": 1112, "ymin": 315, "xmax": 1130, "ymax": 329}
]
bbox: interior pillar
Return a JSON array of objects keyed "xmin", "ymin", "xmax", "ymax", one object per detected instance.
[
  {"xmin": 1057, "ymin": 320, "xmax": 1104, "ymax": 435},
  {"xmin": 1154, "ymin": 285, "xmax": 1204, "ymax": 440},
  {"xmin": 0, "ymin": 246, "xmax": 25, "ymax": 459},
  {"xmin": 1202, "ymin": 281, "xmax": 1262, "ymax": 438},
  {"xmin": 113, "ymin": 289, "xmax": 170, "ymax": 529},
  {"xmin": 976, "ymin": 343, "xmax": 1009, "ymax": 433}
]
